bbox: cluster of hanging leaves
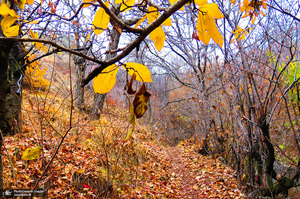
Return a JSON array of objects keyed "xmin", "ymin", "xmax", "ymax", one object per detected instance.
[
  {"xmin": 93, "ymin": 62, "xmax": 152, "ymax": 140},
  {"xmin": 239, "ymin": 0, "xmax": 267, "ymax": 23},
  {"xmin": 125, "ymin": 73, "xmax": 152, "ymax": 140},
  {"xmin": 91, "ymin": 0, "xmax": 224, "ymax": 51},
  {"xmin": 193, "ymin": 0, "xmax": 224, "ymax": 47},
  {"xmin": 0, "ymin": 0, "xmax": 34, "ymax": 37}
]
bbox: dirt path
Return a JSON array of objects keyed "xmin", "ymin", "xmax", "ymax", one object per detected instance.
[{"xmin": 142, "ymin": 141, "xmax": 245, "ymax": 198}]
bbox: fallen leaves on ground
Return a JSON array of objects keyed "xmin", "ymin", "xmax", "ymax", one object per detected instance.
[{"xmin": 2, "ymin": 89, "xmax": 245, "ymax": 198}]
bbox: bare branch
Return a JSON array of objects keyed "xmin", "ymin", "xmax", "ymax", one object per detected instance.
[{"xmin": 82, "ymin": 0, "xmax": 190, "ymax": 86}]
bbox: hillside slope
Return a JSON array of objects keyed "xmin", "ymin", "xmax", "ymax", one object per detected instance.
[{"xmin": 2, "ymin": 89, "xmax": 244, "ymax": 198}]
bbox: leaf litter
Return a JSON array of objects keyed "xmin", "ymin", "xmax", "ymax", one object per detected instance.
[{"xmin": 2, "ymin": 89, "xmax": 244, "ymax": 198}]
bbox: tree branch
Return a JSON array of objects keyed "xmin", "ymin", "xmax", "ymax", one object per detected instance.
[
  {"xmin": 0, "ymin": 37, "xmax": 105, "ymax": 65},
  {"xmin": 82, "ymin": 0, "xmax": 190, "ymax": 86}
]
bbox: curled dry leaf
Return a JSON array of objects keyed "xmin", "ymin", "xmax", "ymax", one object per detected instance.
[
  {"xmin": 133, "ymin": 83, "xmax": 151, "ymax": 118},
  {"xmin": 127, "ymin": 73, "xmax": 136, "ymax": 95},
  {"xmin": 126, "ymin": 96, "xmax": 135, "ymax": 141}
]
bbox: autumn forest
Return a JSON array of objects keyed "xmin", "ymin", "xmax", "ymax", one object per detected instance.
[{"xmin": 0, "ymin": 0, "xmax": 300, "ymax": 198}]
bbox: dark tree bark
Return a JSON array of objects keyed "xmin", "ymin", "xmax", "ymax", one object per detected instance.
[
  {"xmin": 0, "ymin": 15, "xmax": 14, "ymax": 194},
  {"xmin": 74, "ymin": 56, "xmax": 86, "ymax": 110},
  {"xmin": 5, "ymin": 43, "xmax": 25, "ymax": 135}
]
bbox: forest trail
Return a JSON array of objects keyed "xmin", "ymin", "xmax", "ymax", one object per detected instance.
[{"xmin": 141, "ymin": 140, "xmax": 245, "ymax": 198}]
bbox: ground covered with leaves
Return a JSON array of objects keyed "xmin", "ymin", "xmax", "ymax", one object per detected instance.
[{"xmin": 2, "ymin": 89, "xmax": 245, "ymax": 198}]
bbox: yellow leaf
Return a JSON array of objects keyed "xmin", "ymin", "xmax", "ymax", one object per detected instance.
[
  {"xmin": 119, "ymin": 0, "xmax": 135, "ymax": 11},
  {"xmin": 169, "ymin": 0, "xmax": 184, "ymax": 11},
  {"xmin": 93, "ymin": 64, "xmax": 119, "ymax": 94},
  {"xmin": 26, "ymin": 20, "xmax": 39, "ymax": 24},
  {"xmin": 123, "ymin": 62, "xmax": 153, "ymax": 82},
  {"xmin": 146, "ymin": 7, "xmax": 166, "ymax": 51},
  {"xmin": 169, "ymin": 0, "xmax": 176, "ymax": 5},
  {"xmin": 92, "ymin": 1, "xmax": 110, "ymax": 35},
  {"xmin": 147, "ymin": 5, "xmax": 159, "ymax": 18},
  {"xmin": 29, "ymin": 29, "xmax": 38, "ymax": 38},
  {"xmin": 26, "ymin": 0, "xmax": 34, "ymax": 5},
  {"xmin": 1, "ymin": 15, "xmax": 19, "ymax": 37},
  {"xmin": 194, "ymin": 0, "xmax": 207, "ymax": 6},
  {"xmin": 0, "ymin": 2, "xmax": 17, "ymax": 17},
  {"xmin": 196, "ymin": 6, "xmax": 223, "ymax": 47},
  {"xmin": 82, "ymin": 0, "xmax": 95, "ymax": 8},
  {"xmin": 196, "ymin": 13, "xmax": 210, "ymax": 45},
  {"xmin": 147, "ymin": 6, "xmax": 166, "ymax": 50},
  {"xmin": 162, "ymin": 17, "xmax": 172, "ymax": 26},
  {"xmin": 22, "ymin": 146, "xmax": 42, "ymax": 160},
  {"xmin": 18, "ymin": 0, "xmax": 26, "ymax": 10},
  {"xmin": 150, "ymin": 27, "xmax": 165, "ymax": 51},
  {"xmin": 85, "ymin": 32, "xmax": 91, "ymax": 43},
  {"xmin": 203, "ymin": 14, "xmax": 223, "ymax": 47},
  {"xmin": 36, "ymin": 42, "xmax": 48, "ymax": 52},
  {"xmin": 134, "ymin": 15, "xmax": 146, "ymax": 28},
  {"xmin": 199, "ymin": 3, "xmax": 224, "ymax": 19}
]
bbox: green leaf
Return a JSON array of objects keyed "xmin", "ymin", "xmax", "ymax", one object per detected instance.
[
  {"xmin": 124, "ymin": 62, "xmax": 153, "ymax": 82},
  {"xmin": 93, "ymin": 64, "xmax": 119, "ymax": 94}
]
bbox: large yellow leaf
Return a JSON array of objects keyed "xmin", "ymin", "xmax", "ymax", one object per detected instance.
[
  {"xmin": 202, "ymin": 14, "xmax": 223, "ymax": 47},
  {"xmin": 149, "ymin": 26, "xmax": 166, "ymax": 51},
  {"xmin": 0, "ymin": 2, "xmax": 17, "ymax": 17},
  {"xmin": 146, "ymin": 7, "xmax": 166, "ymax": 51},
  {"xmin": 22, "ymin": 146, "xmax": 42, "ymax": 160},
  {"xmin": 1, "ymin": 15, "xmax": 19, "ymax": 37},
  {"xmin": 200, "ymin": 3, "xmax": 224, "ymax": 19},
  {"xmin": 196, "ymin": 3, "xmax": 224, "ymax": 47},
  {"xmin": 124, "ymin": 62, "xmax": 153, "ymax": 82},
  {"xmin": 92, "ymin": 1, "xmax": 110, "ymax": 35},
  {"xmin": 196, "ymin": 13, "xmax": 210, "ymax": 45},
  {"xmin": 93, "ymin": 64, "xmax": 119, "ymax": 94}
]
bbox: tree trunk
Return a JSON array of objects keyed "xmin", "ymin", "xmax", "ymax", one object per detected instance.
[
  {"xmin": 5, "ymin": 43, "xmax": 24, "ymax": 135},
  {"xmin": 90, "ymin": 18, "xmax": 121, "ymax": 120},
  {"xmin": 74, "ymin": 56, "xmax": 86, "ymax": 110},
  {"xmin": 0, "ymin": 17, "xmax": 14, "ymax": 194}
]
